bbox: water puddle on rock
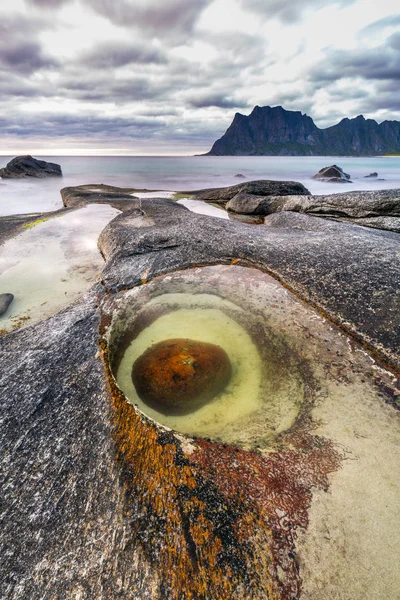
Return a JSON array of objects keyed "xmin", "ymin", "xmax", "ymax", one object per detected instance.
[
  {"xmin": 107, "ymin": 266, "xmax": 308, "ymax": 444},
  {"xmin": 0, "ymin": 203, "xmax": 119, "ymax": 331},
  {"xmin": 133, "ymin": 190, "xmax": 229, "ymax": 219},
  {"xmin": 104, "ymin": 264, "xmax": 400, "ymax": 595}
]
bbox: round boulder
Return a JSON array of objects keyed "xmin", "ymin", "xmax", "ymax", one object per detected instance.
[{"xmin": 132, "ymin": 338, "xmax": 232, "ymax": 413}]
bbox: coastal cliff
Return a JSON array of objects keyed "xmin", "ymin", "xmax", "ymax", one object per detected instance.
[{"xmin": 207, "ymin": 105, "xmax": 400, "ymax": 156}]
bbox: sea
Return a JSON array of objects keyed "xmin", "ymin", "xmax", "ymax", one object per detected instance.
[{"xmin": 0, "ymin": 155, "xmax": 399, "ymax": 217}]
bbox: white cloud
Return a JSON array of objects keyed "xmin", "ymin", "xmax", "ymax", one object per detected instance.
[{"xmin": 0, "ymin": 0, "xmax": 398, "ymax": 153}]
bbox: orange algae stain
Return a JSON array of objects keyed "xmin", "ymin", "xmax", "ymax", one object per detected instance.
[
  {"xmin": 190, "ymin": 431, "xmax": 341, "ymax": 600},
  {"xmin": 101, "ymin": 342, "xmax": 341, "ymax": 600},
  {"xmin": 131, "ymin": 338, "xmax": 232, "ymax": 411}
]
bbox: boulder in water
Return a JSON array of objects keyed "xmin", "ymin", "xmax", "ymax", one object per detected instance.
[
  {"xmin": 0, "ymin": 155, "xmax": 62, "ymax": 179},
  {"xmin": 132, "ymin": 338, "xmax": 232, "ymax": 412},
  {"xmin": 312, "ymin": 165, "xmax": 351, "ymax": 183}
]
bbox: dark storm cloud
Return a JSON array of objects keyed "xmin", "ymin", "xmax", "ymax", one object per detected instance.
[
  {"xmin": 388, "ymin": 32, "xmax": 400, "ymax": 51},
  {"xmin": 0, "ymin": 41, "xmax": 57, "ymax": 74},
  {"xmin": 187, "ymin": 93, "xmax": 249, "ymax": 109},
  {"xmin": 310, "ymin": 41, "xmax": 400, "ymax": 84},
  {"xmin": 0, "ymin": 13, "xmax": 50, "ymax": 38},
  {"xmin": 85, "ymin": 0, "xmax": 212, "ymax": 38},
  {"xmin": 0, "ymin": 13, "xmax": 56, "ymax": 74},
  {"xmin": 358, "ymin": 80, "xmax": 400, "ymax": 113},
  {"xmin": 26, "ymin": 0, "xmax": 72, "ymax": 7},
  {"xmin": 0, "ymin": 74, "xmax": 43, "ymax": 99},
  {"xmin": 79, "ymin": 41, "xmax": 167, "ymax": 69},
  {"xmin": 57, "ymin": 66, "xmax": 186, "ymax": 103},
  {"xmin": 240, "ymin": 0, "xmax": 356, "ymax": 23},
  {"xmin": 0, "ymin": 113, "xmax": 166, "ymax": 138}
]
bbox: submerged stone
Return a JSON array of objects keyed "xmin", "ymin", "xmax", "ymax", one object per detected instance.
[
  {"xmin": 131, "ymin": 338, "xmax": 232, "ymax": 412},
  {"xmin": 0, "ymin": 293, "xmax": 14, "ymax": 316}
]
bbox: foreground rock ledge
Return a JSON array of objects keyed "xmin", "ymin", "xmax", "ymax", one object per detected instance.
[{"xmin": 1, "ymin": 190, "xmax": 399, "ymax": 600}]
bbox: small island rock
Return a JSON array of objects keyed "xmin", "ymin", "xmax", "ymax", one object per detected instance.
[
  {"xmin": 312, "ymin": 165, "xmax": 351, "ymax": 183},
  {"xmin": 0, "ymin": 293, "xmax": 14, "ymax": 316},
  {"xmin": 0, "ymin": 155, "xmax": 62, "ymax": 179},
  {"xmin": 132, "ymin": 338, "xmax": 232, "ymax": 412},
  {"xmin": 365, "ymin": 172, "xmax": 378, "ymax": 178}
]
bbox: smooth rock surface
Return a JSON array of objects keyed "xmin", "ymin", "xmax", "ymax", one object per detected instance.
[
  {"xmin": 1, "ymin": 188, "xmax": 400, "ymax": 600},
  {"xmin": 61, "ymin": 184, "xmax": 140, "ymax": 211},
  {"xmin": 267, "ymin": 188, "xmax": 400, "ymax": 219},
  {"xmin": 227, "ymin": 192, "xmax": 288, "ymax": 215},
  {"xmin": 0, "ymin": 293, "xmax": 14, "ymax": 316},
  {"xmin": 0, "ymin": 155, "xmax": 62, "ymax": 178},
  {"xmin": 191, "ymin": 179, "xmax": 311, "ymax": 205},
  {"xmin": 99, "ymin": 199, "xmax": 400, "ymax": 370},
  {"xmin": 226, "ymin": 188, "xmax": 400, "ymax": 231},
  {"xmin": 131, "ymin": 338, "xmax": 232, "ymax": 412}
]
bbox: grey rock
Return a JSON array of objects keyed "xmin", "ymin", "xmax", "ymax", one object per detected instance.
[
  {"xmin": 0, "ymin": 155, "xmax": 62, "ymax": 178},
  {"xmin": 227, "ymin": 192, "xmax": 289, "ymax": 215},
  {"xmin": 0, "ymin": 209, "xmax": 71, "ymax": 247},
  {"xmin": 99, "ymin": 197, "xmax": 400, "ymax": 370},
  {"xmin": 234, "ymin": 173, "xmax": 246, "ymax": 178},
  {"xmin": 1, "ymin": 189, "xmax": 400, "ymax": 599},
  {"xmin": 0, "ymin": 293, "xmax": 14, "ymax": 316},
  {"xmin": 61, "ymin": 184, "xmax": 140, "ymax": 211},
  {"xmin": 0, "ymin": 292, "xmax": 157, "ymax": 598},
  {"xmin": 365, "ymin": 172, "xmax": 378, "ymax": 178},
  {"xmin": 312, "ymin": 165, "xmax": 351, "ymax": 182},
  {"xmin": 231, "ymin": 187, "xmax": 400, "ymax": 232},
  {"xmin": 335, "ymin": 216, "xmax": 400, "ymax": 233},
  {"xmin": 190, "ymin": 179, "xmax": 311, "ymax": 204},
  {"xmin": 268, "ymin": 189, "xmax": 400, "ymax": 220}
]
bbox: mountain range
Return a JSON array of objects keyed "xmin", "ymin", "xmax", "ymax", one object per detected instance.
[{"xmin": 206, "ymin": 106, "xmax": 400, "ymax": 156}]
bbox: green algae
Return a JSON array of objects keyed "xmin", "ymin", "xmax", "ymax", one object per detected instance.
[{"xmin": 22, "ymin": 218, "xmax": 50, "ymax": 229}]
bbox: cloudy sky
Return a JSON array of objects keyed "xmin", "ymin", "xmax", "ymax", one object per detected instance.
[{"xmin": 0, "ymin": 0, "xmax": 399, "ymax": 155}]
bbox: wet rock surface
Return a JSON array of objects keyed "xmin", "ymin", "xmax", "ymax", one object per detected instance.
[
  {"xmin": 224, "ymin": 186, "xmax": 400, "ymax": 231},
  {"xmin": 0, "ymin": 208, "xmax": 70, "ymax": 246},
  {"xmin": 0, "ymin": 155, "xmax": 62, "ymax": 178},
  {"xmin": 227, "ymin": 192, "xmax": 291, "ymax": 215},
  {"xmin": 132, "ymin": 338, "xmax": 232, "ymax": 412},
  {"xmin": 61, "ymin": 184, "xmax": 140, "ymax": 211},
  {"xmin": 1, "ymin": 186, "xmax": 400, "ymax": 599},
  {"xmin": 99, "ymin": 197, "xmax": 400, "ymax": 370},
  {"xmin": 189, "ymin": 179, "xmax": 311, "ymax": 204},
  {"xmin": 0, "ymin": 293, "xmax": 14, "ymax": 316}
]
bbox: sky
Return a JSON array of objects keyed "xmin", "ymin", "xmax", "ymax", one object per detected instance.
[{"xmin": 0, "ymin": 0, "xmax": 399, "ymax": 155}]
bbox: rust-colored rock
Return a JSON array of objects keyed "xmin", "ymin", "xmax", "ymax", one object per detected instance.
[{"xmin": 132, "ymin": 338, "xmax": 232, "ymax": 412}]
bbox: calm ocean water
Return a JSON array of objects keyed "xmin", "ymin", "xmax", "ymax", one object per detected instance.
[{"xmin": 0, "ymin": 155, "xmax": 399, "ymax": 216}]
